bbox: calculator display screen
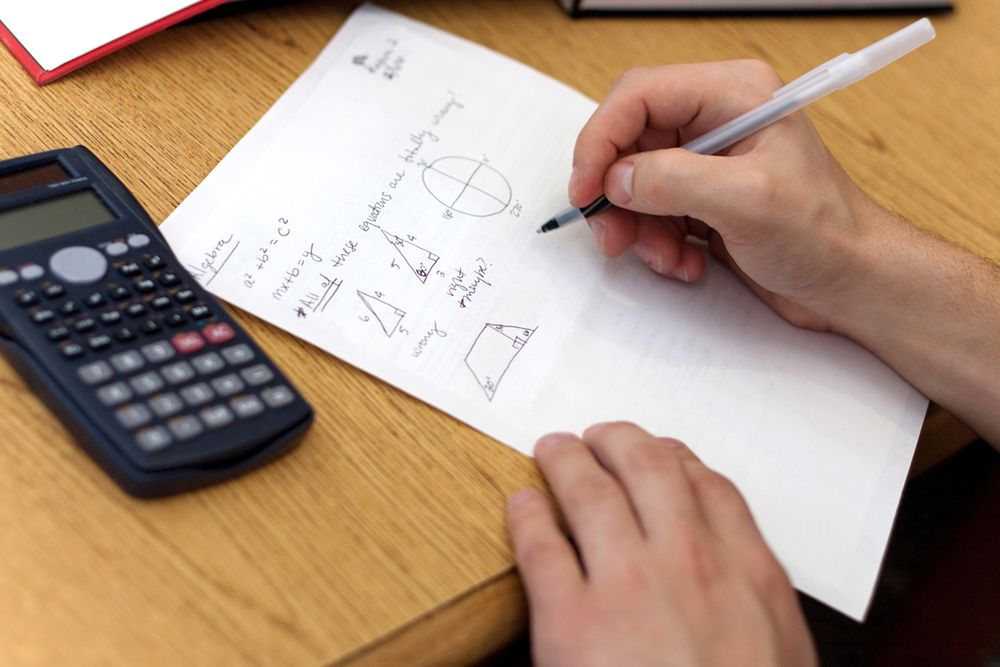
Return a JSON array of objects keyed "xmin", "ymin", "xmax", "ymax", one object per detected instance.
[{"xmin": 0, "ymin": 190, "xmax": 116, "ymax": 251}]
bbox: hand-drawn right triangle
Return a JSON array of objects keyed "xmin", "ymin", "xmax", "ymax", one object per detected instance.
[{"xmin": 357, "ymin": 290, "xmax": 405, "ymax": 337}]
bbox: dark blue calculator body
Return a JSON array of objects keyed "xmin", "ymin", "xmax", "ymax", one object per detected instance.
[{"xmin": 0, "ymin": 147, "xmax": 313, "ymax": 497}]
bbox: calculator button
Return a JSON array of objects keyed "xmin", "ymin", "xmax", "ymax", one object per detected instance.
[
  {"xmin": 73, "ymin": 317, "xmax": 97, "ymax": 333},
  {"xmin": 140, "ymin": 318, "xmax": 163, "ymax": 335},
  {"xmin": 261, "ymin": 385, "xmax": 295, "ymax": 408},
  {"xmin": 191, "ymin": 351, "xmax": 224, "ymax": 375},
  {"xmin": 128, "ymin": 234, "xmax": 150, "ymax": 248},
  {"xmin": 211, "ymin": 373, "xmax": 245, "ymax": 397},
  {"xmin": 84, "ymin": 291, "xmax": 105, "ymax": 307},
  {"xmin": 116, "ymin": 403, "xmax": 153, "ymax": 429},
  {"xmin": 161, "ymin": 361, "xmax": 195, "ymax": 385},
  {"xmin": 134, "ymin": 278, "xmax": 157, "ymax": 293},
  {"xmin": 240, "ymin": 364, "xmax": 274, "ymax": 387},
  {"xmin": 96, "ymin": 381, "xmax": 132, "ymax": 407},
  {"xmin": 61, "ymin": 342, "xmax": 86, "ymax": 359},
  {"xmin": 159, "ymin": 272, "xmax": 181, "ymax": 287},
  {"xmin": 202, "ymin": 322, "xmax": 235, "ymax": 344},
  {"xmin": 171, "ymin": 331, "xmax": 205, "ymax": 355},
  {"xmin": 150, "ymin": 296, "xmax": 171, "ymax": 310},
  {"xmin": 129, "ymin": 371, "xmax": 164, "ymax": 396},
  {"xmin": 114, "ymin": 326, "xmax": 137, "ymax": 342},
  {"xmin": 19, "ymin": 263, "xmax": 44, "ymax": 281},
  {"xmin": 87, "ymin": 334, "xmax": 112, "ymax": 351},
  {"xmin": 144, "ymin": 255, "xmax": 166, "ymax": 270},
  {"xmin": 49, "ymin": 246, "xmax": 107, "ymax": 284},
  {"xmin": 200, "ymin": 404, "xmax": 235, "ymax": 429},
  {"xmin": 125, "ymin": 302, "xmax": 147, "ymax": 318},
  {"xmin": 99, "ymin": 309, "xmax": 123, "ymax": 325},
  {"xmin": 78, "ymin": 360, "xmax": 114, "ymax": 385},
  {"xmin": 15, "ymin": 290, "xmax": 39, "ymax": 306},
  {"xmin": 0, "ymin": 269, "xmax": 17, "ymax": 286},
  {"xmin": 165, "ymin": 312, "xmax": 188, "ymax": 328},
  {"xmin": 148, "ymin": 392, "xmax": 184, "ymax": 418},
  {"xmin": 46, "ymin": 325, "xmax": 70, "ymax": 341},
  {"xmin": 108, "ymin": 285, "xmax": 131, "ymax": 301},
  {"xmin": 174, "ymin": 289, "xmax": 196, "ymax": 304},
  {"xmin": 220, "ymin": 343, "xmax": 253, "ymax": 365},
  {"xmin": 135, "ymin": 426, "xmax": 172, "ymax": 453},
  {"xmin": 43, "ymin": 283, "xmax": 65, "ymax": 299},
  {"xmin": 31, "ymin": 309, "xmax": 55, "ymax": 325},
  {"xmin": 105, "ymin": 242, "xmax": 129, "ymax": 257},
  {"xmin": 189, "ymin": 304, "xmax": 211, "ymax": 321},
  {"xmin": 167, "ymin": 415, "xmax": 203, "ymax": 441},
  {"xmin": 59, "ymin": 300, "xmax": 81, "ymax": 316},
  {"xmin": 230, "ymin": 395, "xmax": 265, "ymax": 419},
  {"xmin": 180, "ymin": 382, "xmax": 214, "ymax": 407},
  {"xmin": 119, "ymin": 262, "xmax": 142, "ymax": 277},
  {"xmin": 140, "ymin": 341, "xmax": 175, "ymax": 364},
  {"xmin": 110, "ymin": 350, "xmax": 145, "ymax": 374}
]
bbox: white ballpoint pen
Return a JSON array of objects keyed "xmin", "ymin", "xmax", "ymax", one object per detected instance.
[{"xmin": 537, "ymin": 18, "xmax": 936, "ymax": 234}]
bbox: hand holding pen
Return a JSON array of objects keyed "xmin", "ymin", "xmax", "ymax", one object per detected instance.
[{"xmin": 536, "ymin": 20, "xmax": 935, "ymax": 333}]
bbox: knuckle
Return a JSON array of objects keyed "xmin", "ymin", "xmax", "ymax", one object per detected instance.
[
  {"xmin": 517, "ymin": 534, "xmax": 562, "ymax": 569},
  {"xmin": 746, "ymin": 548, "xmax": 794, "ymax": 596},
  {"xmin": 690, "ymin": 465, "xmax": 743, "ymax": 504},
  {"xmin": 622, "ymin": 440, "xmax": 679, "ymax": 477},
  {"xmin": 735, "ymin": 58, "xmax": 784, "ymax": 92}
]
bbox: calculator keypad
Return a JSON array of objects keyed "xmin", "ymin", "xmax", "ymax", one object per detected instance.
[{"xmin": 9, "ymin": 249, "xmax": 301, "ymax": 457}]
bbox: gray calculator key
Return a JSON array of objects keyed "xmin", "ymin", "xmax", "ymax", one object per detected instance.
[
  {"xmin": 110, "ymin": 350, "xmax": 145, "ymax": 374},
  {"xmin": 211, "ymin": 373, "xmax": 245, "ymax": 397},
  {"xmin": 220, "ymin": 343, "xmax": 254, "ymax": 366},
  {"xmin": 148, "ymin": 392, "xmax": 184, "ymax": 418},
  {"xmin": 161, "ymin": 361, "xmax": 196, "ymax": 385},
  {"xmin": 240, "ymin": 363, "xmax": 274, "ymax": 387},
  {"xmin": 135, "ymin": 426, "xmax": 172, "ymax": 453},
  {"xmin": 230, "ymin": 394, "xmax": 265, "ymax": 419},
  {"xmin": 96, "ymin": 381, "xmax": 133, "ymax": 407},
  {"xmin": 78, "ymin": 360, "xmax": 114, "ymax": 385},
  {"xmin": 0, "ymin": 269, "xmax": 17, "ymax": 285},
  {"xmin": 116, "ymin": 403, "xmax": 153, "ymax": 429},
  {"xmin": 167, "ymin": 415, "xmax": 203, "ymax": 441},
  {"xmin": 140, "ymin": 341, "xmax": 175, "ymax": 364},
  {"xmin": 191, "ymin": 351, "xmax": 224, "ymax": 375},
  {"xmin": 129, "ymin": 371, "xmax": 164, "ymax": 396},
  {"xmin": 260, "ymin": 385, "xmax": 295, "ymax": 408},
  {"xmin": 180, "ymin": 382, "xmax": 214, "ymax": 407},
  {"xmin": 199, "ymin": 404, "xmax": 235, "ymax": 429}
]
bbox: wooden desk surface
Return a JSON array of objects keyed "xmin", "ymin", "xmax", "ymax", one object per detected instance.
[{"xmin": 2, "ymin": 1, "xmax": 997, "ymax": 664}]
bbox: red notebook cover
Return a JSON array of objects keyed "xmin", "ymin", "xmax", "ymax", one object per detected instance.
[{"xmin": 0, "ymin": 0, "xmax": 227, "ymax": 85}]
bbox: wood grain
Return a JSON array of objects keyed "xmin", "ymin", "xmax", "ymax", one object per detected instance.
[{"xmin": 0, "ymin": 1, "xmax": 996, "ymax": 664}]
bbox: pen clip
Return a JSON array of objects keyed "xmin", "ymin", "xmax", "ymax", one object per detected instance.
[{"xmin": 772, "ymin": 53, "xmax": 850, "ymax": 100}]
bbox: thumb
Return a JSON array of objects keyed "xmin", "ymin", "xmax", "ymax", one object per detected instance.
[{"xmin": 604, "ymin": 148, "xmax": 754, "ymax": 233}]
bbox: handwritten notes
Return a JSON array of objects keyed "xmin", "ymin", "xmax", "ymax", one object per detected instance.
[{"xmin": 160, "ymin": 4, "xmax": 927, "ymax": 621}]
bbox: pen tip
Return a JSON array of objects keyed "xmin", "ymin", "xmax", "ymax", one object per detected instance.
[{"xmin": 536, "ymin": 219, "xmax": 558, "ymax": 234}]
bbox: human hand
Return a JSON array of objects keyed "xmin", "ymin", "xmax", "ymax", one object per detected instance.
[
  {"xmin": 571, "ymin": 60, "xmax": 884, "ymax": 331},
  {"xmin": 507, "ymin": 422, "xmax": 816, "ymax": 667}
]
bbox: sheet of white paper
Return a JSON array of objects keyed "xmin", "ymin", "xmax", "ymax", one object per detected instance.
[
  {"xmin": 1, "ymin": 0, "xmax": 198, "ymax": 71},
  {"xmin": 160, "ymin": 3, "xmax": 927, "ymax": 620}
]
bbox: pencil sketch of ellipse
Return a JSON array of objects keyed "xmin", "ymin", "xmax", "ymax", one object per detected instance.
[{"xmin": 422, "ymin": 156, "xmax": 511, "ymax": 217}]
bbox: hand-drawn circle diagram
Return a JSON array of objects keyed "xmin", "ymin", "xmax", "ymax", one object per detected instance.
[{"xmin": 422, "ymin": 156, "xmax": 512, "ymax": 217}]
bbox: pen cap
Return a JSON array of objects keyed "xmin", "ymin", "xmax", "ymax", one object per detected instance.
[
  {"xmin": 859, "ymin": 18, "xmax": 935, "ymax": 72},
  {"xmin": 830, "ymin": 18, "xmax": 935, "ymax": 88}
]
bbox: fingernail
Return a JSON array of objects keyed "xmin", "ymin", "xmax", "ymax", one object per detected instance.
[
  {"xmin": 568, "ymin": 167, "xmax": 580, "ymax": 202},
  {"xmin": 587, "ymin": 218, "xmax": 606, "ymax": 250},
  {"xmin": 607, "ymin": 162, "xmax": 634, "ymax": 205},
  {"xmin": 671, "ymin": 264, "xmax": 690, "ymax": 282},
  {"xmin": 508, "ymin": 488, "xmax": 538, "ymax": 510},
  {"xmin": 633, "ymin": 243, "xmax": 661, "ymax": 273},
  {"xmin": 535, "ymin": 432, "xmax": 576, "ymax": 453}
]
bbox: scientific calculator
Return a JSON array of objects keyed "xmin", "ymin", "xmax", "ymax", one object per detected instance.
[{"xmin": 0, "ymin": 147, "xmax": 313, "ymax": 497}]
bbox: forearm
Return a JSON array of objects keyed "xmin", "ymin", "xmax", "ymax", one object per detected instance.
[{"xmin": 831, "ymin": 204, "xmax": 1000, "ymax": 447}]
